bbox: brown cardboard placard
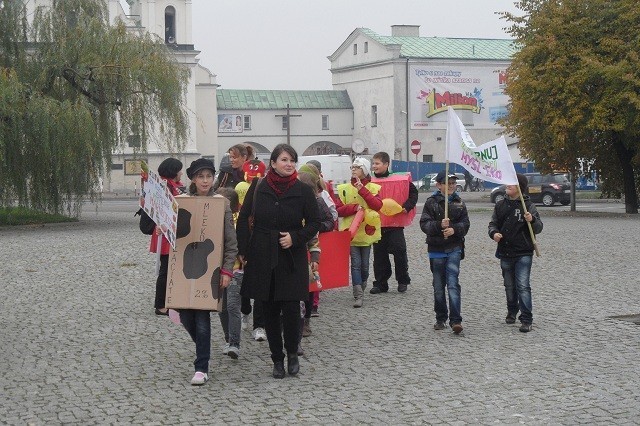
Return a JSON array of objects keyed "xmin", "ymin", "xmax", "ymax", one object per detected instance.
[{"xmin": 165, "ymin": 196, "xmax": 225, "ymax": 311}]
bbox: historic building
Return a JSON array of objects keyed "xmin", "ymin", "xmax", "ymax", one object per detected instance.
[{"xmin": 329, "ymin": 25, "xmax": 524, "ymax": 164}]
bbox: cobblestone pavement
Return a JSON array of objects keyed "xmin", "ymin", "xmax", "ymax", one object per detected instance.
[{"xmin": 1, "ymin": 207, "xmax": 639, "ymax": 425}]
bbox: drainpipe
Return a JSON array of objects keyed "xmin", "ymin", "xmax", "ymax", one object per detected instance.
[{"xmin": 405, "ymin": 58, "xmax": 410, "ymax": 161}]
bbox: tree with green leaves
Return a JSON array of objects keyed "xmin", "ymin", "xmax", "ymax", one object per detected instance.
[
  {"xmin": 501, "ymin": 0, "xmax": 640, "ymax": 213},
  {"xmin": 0, "ymin": 0, "xmax": 189, "ymax": 216}
]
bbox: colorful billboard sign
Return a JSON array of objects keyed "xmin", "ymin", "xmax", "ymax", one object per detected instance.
[{"xmin": 218, "ymin": 114, "xmax": 243, "ymax": 133}]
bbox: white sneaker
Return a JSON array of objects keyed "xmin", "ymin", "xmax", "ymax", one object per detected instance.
[
  {"xmin": 190, "ymin": 371, "xmax": 208, "ymax": 386},
  {"xmin": 241, "ymin": 314, "xmax": 250, "ymax": 331},
  {"xmin": 222, "ymin": 343, "xmax": 230, "ymax": 355},
  {"xmin": 253, "ymin": 327, "xmax": 267, "ymax": 342},
  {"xmin": 227, "ymin": 345, "xmax": 239, "ymax": 359}
]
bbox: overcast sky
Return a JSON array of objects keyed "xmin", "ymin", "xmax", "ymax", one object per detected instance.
[{"xmin": 190, "ymin": 0, "xmax": 521, "ymax": 91}]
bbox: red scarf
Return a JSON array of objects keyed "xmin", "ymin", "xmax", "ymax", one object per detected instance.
[{"xmin": 266, "ymin": 169, "xmax": 298, "ymax": 197}]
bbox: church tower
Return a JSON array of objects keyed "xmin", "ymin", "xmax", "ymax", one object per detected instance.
[{"xmin": 123, "ymin": 0, "xmax": 193, "ymax": 46}]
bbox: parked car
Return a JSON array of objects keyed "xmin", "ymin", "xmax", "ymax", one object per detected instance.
[
  {"xmin": 413, "ymin": 172, "xmax": 465, "ymax": 193},
  {"xmin": 490, "ymin": 173, "xmax": 571, "ymax": 206}
]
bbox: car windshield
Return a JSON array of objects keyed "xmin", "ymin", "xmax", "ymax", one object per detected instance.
[{"xmin": 551, "ymin": 174, "xmax": 570, "ymax": 183}]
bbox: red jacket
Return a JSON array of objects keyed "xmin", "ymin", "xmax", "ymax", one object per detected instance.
[{"xmin": 149, "ymin": 179, "xmax": 184, "ymax": 255}]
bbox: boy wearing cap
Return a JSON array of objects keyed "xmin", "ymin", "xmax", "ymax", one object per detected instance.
[
  {"xmin": 488, "ymin": 173, "xmax": 543, "ymax": 332},
  {"xmin": 419, "ymin": 171, "xmax": 470, "ymax": 334}
]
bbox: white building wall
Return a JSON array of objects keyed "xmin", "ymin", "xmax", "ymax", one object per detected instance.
[{"xmin": 217, "ymin": 108, "xmax": 353, "ymax": 163}]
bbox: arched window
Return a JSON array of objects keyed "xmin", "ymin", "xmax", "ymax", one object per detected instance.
[{"xmin": 164, "ymin": 6, "xmax": 176, "ymax": 44}]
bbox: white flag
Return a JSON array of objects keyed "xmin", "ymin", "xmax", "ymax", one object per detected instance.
[{"xmin": 446, "ymin": 107, "xmax": 518, "ymax": 185}]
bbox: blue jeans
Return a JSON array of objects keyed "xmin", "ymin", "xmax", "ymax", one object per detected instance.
[
  {"xmin": 500, "ymin": 256, "xmax": 533, "ymax": 324},
  {"xmin": 350, "ymin": 245, "xmax": 371, "ymax": 286},
  {"xmin": 219, "ymin": 272, "xmax": 242, "ymax": 347},
  {"xmin": 430, "ymin": 250, "xmax": 462, "ymax": 324},
  {"xmin": 180, "ymin": 309, "xmax": 211, "ymax": 373}
]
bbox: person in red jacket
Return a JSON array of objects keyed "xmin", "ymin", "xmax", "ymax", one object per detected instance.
[{"xmin": 150, "ymin": 158, "xmax": 186, "ymax": 315}]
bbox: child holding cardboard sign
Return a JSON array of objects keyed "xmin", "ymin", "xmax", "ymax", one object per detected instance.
[{"xmin": 176, "ymin": 158, "xmax": 238, "ymax": 386}]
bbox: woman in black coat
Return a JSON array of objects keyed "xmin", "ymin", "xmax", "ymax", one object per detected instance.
[{"xmin": 236, "ymin": 144, "xmax": 321, "ymax": 379}]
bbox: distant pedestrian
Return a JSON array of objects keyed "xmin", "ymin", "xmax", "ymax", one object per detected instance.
[
  {"xmin": 419, "ymin": 171, "xmax": 470, "ymax": 334},
  {"xmin": 488, "ymin": 173, "xmax": 543, "ymax": 332},
  {"xmin": 336, "ymin": 157, "xmax": 383, "ymax": 308}
]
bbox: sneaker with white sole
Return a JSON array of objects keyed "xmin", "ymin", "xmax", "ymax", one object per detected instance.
[
  {"xmin": 227, "ymin": 345, "xmax": 239, "ymax": 359},
  {"xmin": 241, "ymin": 314, "xmax": 250, "ymax": 331},
  {"xmin": 253, "ymin": 327, "xmax": 267, "ymax": 341},
  {"xmin": 190, "ymin": 371, "xmax": 208, "ymax": 385},
  {"xmin": 222, "ymin": 343, "xmax": 230, "ymax": 355}
]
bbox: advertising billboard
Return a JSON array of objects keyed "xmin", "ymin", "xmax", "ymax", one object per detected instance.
[{"xmin": 217, "ymin": 114, "xmax": 244, "ymax": 133}]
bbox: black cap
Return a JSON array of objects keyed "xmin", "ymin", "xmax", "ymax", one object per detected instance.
[
  {"xmin": 186, "ymin": 158, "xmax": 216, "ymax": 180},
  {"xmin": 435, "ymin": 170, "xmax": 457, "ymax": 184}
]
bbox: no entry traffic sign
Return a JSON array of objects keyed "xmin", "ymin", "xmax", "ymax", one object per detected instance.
[{"xmin": 411, "ymin": 140, "xmax": 421, "ymax": 155}]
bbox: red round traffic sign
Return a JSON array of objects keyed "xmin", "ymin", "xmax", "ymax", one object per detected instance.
[{"xmin": 411, "ymin": 140, "xmax": 421, "ymax": 155}]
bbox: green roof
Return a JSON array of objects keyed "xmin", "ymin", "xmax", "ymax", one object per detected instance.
[
  {"xmin": 359, "ymin": 28, "xmax": 516, "ymax": 60},
  {"xmin": 216, "ymin": 90, "xmax": 353, "ymax": 110}
]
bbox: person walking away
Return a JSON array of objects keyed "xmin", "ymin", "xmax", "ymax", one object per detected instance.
[
  {"xmin": 177, "ymin": 158, "xmax": 237, "ymax": 385},
  {"xmin": 236, "ymin": 144, "xmax": 321, "ymax": 379},
  {"xmin": 150, "ymin": 158, "xmax": 185, "ymax": 316},
  {"xmin": 369, "ymin": 151, "xmax": 418, "ymax": 294},
  {"xmin": 335, "ymin": 157, "xmax": 383, "ymax": 308},
  {"xmin": 419, "ymin": 171, "xmax": 470, "ymax": 334},
  {"xmin": 488, "ymin": 173, "xmax": 543, "ymax": 332}
]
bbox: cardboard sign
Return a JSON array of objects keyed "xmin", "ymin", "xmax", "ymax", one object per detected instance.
[
  {"xmin": 371, "ymin": 173, "xmax": 416, "ymax": 227},
  {"xmin": 165, "ymin": 196, "xmax": 226, "ymax": 311},
  {"xmin": 309, "ymin": 231, "xmax": 351, "ymax": 291},
  {"xmin": 140, "ymin": 169, "xmax": 179, "ymax": 248}
]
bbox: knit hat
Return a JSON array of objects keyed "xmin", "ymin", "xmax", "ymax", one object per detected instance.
[
  {"xmin": 186, "ymin": 158, "xmax": 216, "ymax": 180},
  {"xmin": 352, "ymin": 157, "xmax": 371, "ymax": 177},
  {"xmin": 306, "ymin": 160, "xmax": 322, "ymax": 172},
  {"xmin": 435, "ymin": 170, "xmax": 457, "ymax": 184}
]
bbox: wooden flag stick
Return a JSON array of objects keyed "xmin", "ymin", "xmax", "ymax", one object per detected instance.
[{"xmin": 517, "ymin": 185, "xmax": 541, "ymax": 257}]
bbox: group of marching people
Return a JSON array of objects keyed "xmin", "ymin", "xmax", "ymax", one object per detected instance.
[{"xmin": 148, "ymin": 142, "xmax": 542, "ymax": 385}]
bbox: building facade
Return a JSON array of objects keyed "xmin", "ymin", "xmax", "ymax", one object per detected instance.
[
  {"xmin": 216, "ymin": 90, "xmax": 354, "ymax": 165},
  {"xmin": 329, "ymin": 25, "xmax": 524, "ymax": 164}
]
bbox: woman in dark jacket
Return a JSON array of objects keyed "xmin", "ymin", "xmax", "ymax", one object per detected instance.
[
  {"xmin": 214, "ymin": 143, "xmax": 255, "ymax": 190},
  {"xmin": 236, "ymin": 144, "xmax": 321, "ymax": 379}
]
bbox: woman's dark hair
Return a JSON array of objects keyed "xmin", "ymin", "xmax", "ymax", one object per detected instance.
[
  {"xmin": 215, "ymin": 187, "xmax": 240, "ymax": 213},
  {"xmin": 158, "ymin": 158, "xmax": 183, "ymax": 179},
  {"xmin": 269, "ymin": 144, "xmax": 298, "ymax": 167},
  {"xmin": 229, "ymin": 144, "xmax": 255, "ymax": 162}
]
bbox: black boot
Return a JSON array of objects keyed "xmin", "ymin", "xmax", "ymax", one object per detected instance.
[
  {"xmin": 287, "ymin": 353, "xmax": 299, "ymax": 375},
  {"xmin": 272, "ymin": 361, "xmax": 285, "ymax": 379}
]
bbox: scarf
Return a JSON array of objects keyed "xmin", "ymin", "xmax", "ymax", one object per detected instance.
[{"xmin": 266, "ymin": 169, "xmax": 298, "ymax": 197}]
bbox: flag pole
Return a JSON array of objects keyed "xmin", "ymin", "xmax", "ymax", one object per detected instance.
[
  {"xmin": 516, "ymin": 185, "xmax": 541, "ymax": 257},
  {"xmin": 444, "ymin": 161, "xmax": 450, "ymax": 219}
]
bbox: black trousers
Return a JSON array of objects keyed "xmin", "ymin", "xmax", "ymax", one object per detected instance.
[
  {"xmin": 372, "ymin": 228, "xmax": 411, "ymax": 289},
  {"xmin": 262, "ymin": 300, "xmax": 300, "ymax": 363},
  {"xmin": 240, "ymin": 296, "xmax": 265, "ymax": 329},
  {"xmin": 154, "ymin": 254, "xmax": 169, "ymax": 309}
]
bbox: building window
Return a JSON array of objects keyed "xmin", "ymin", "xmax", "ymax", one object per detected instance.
[
  {"xmin": 243, "ymin": 115, "xmax": 251, "ymax": 130},
  {"xmin": 364, "ymin": 42, "xmax": 368, "ymax": 53},
  {"xmin": 371, "ymin": 105, "xmax": 377, "ymax": 127},
  {"xmin": 282, "ymin": 116, "xmax": 289, "ymax": 130},
  {"xmin": 353, "ymin": 44, "xmax": 358, "ymax": 55},
  {"xmin": 322, "ymin": 115, "xmax": 329, "ymax": 130},
  {"xmin": 127, "ymin": 134, "xmax": 140, "ymax": 148},
  {"xmin": 422, "ymin": 154, "xmax": 433, "ymax": 162},
  {"xmin": 164, "ymin": 6, "xmax": 176, "ymax": 44},
  {"xmin": 111, "ymin": 163, "xmax": 123, "ymax": 170}
]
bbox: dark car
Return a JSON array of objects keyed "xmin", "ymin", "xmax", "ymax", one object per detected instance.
[{"xmin": 490, "ymin": 173, "xmax": 571, "ymax": 206}]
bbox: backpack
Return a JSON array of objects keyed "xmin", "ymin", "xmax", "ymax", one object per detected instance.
[{"xmin": 135, "ymin": 208, "xmax": 155, "ymax": 235}]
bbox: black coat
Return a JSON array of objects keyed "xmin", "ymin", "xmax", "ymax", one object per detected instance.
[
  {"xmin": 488, "ymin": 196, "xmax": 543, "ymax": 258},
  {"xmin": 237, "ymin": 178, "xmax": 321, "ymax": 301},
  {"xmin": 419, "ymin": 191, "xmax": 470, "ymax": 254}
]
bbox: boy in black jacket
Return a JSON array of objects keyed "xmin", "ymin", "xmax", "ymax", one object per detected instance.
[
  {"xmin": 419, "ymin": 171, "xmax": 470, "ymax": 334},
  {"xmin": 488, "ymin": 174, "xmax": 543, "ymax": 332}
]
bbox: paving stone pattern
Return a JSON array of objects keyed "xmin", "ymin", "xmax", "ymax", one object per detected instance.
[{"xmin": 1, "ymin": 210, "xmax": 639, "ymax": 424}]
